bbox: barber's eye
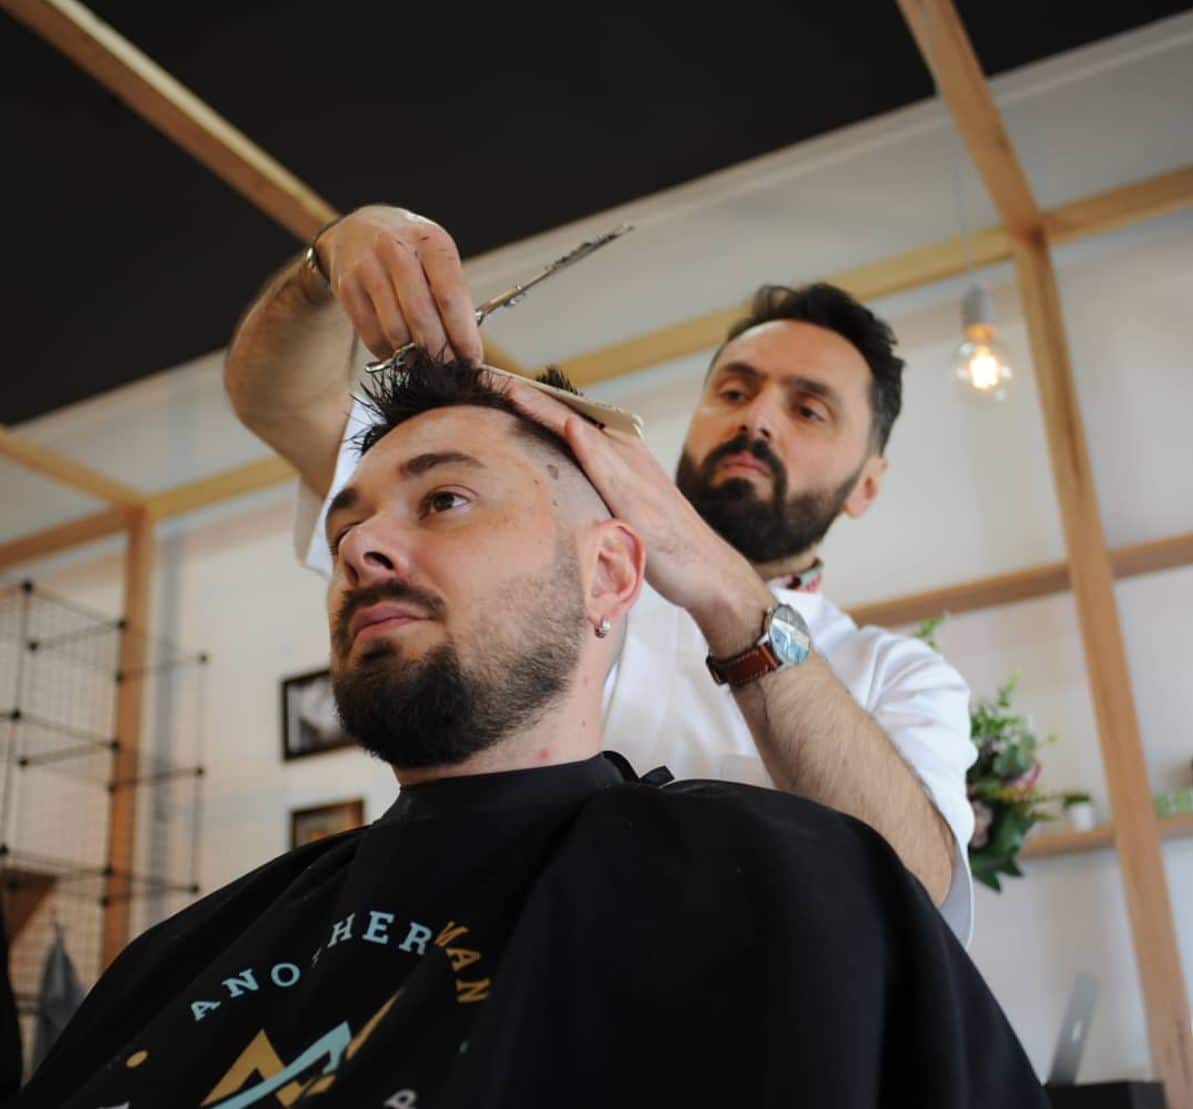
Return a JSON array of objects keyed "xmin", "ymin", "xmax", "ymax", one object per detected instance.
[{"xmin": 421, "ymin": 490, "xmax": 469, "ymax": 516}]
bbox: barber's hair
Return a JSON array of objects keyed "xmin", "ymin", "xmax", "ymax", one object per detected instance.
[
  {"xmin": 715, "ymin": 283, "xmax": 904, "ymax": 454},
  {"xmin": 353, "ymin": 349, "xmax": 580, "ymax": 464}
]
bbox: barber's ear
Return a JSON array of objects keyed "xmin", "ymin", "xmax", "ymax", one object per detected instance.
[
  {"xmin": 842, "ymin": 455, "xmax": 888, "ymax": 519},
  {"xmin": 587, "ymin": 519, "xmax": 645, "ymax": 625}
]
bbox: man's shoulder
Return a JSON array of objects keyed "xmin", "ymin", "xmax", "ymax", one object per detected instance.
[
  {"xmin": 591, "ymin": 776, "xmax": 904, "ymax": 872},
  {"xmin": 119, "ymin": 826, "xmax": 365, "ymax": 959}
]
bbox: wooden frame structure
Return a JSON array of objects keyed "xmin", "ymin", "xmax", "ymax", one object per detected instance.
[{"xmin": 2, "ymin": 0, "xmax": 1191, "ymax": 1090}]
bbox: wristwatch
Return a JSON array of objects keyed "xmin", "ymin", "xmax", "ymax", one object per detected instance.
[{"xmin": 706, "ymin": 602, "xmax": 811, "ymax": 689}]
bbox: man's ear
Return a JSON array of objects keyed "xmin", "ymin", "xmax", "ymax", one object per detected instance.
[
  {"xmin": 842, "ymin": 454, "xmax": 888, "ymax": 520},
  {"xmin": 586, "ymin": 519, "xmax": 645, "ymax": 626}
]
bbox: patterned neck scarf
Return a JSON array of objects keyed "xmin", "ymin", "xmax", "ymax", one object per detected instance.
[{"xmin": 766, "ymin": 559, "xmax": 824, "ymax": 594}]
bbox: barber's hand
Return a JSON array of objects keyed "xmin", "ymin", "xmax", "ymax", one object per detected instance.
[
  {"xmin": 505, "ymin": 381, "xmax": 772, "ymax": 645},
  {"xmin": 314, "ymin": 207, "xmax": 483, "ymax": 363}
]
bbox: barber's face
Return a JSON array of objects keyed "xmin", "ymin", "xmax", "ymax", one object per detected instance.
[
  {"xmin": 324, "ymin": 406, "xmax": 586, "ymax": 768},
  {"xmin": 677, "ymin": 320, "xmax": 883, "ymax": 564}
]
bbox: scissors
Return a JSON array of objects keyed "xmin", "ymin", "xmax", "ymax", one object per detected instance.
[{"xmin": 364, "ymin": 224, "xmax": 634, "ymax": 376}]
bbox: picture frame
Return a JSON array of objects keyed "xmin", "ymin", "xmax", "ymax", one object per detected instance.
[
  {"xmin": 290, "ymin": 799, "xmax": 366, "ymax": 850},
  {"xmin": 280, "ymin": 666, "xmax": 355, "ymax": 761}
]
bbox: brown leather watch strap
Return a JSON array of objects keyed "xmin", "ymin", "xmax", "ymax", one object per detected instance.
[{"xmin": 705, "ymin": 641, "xmax": 781, "ymax": 688}]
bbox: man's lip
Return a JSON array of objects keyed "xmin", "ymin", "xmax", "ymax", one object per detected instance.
[
  {"xmin": 718, "ymin": 453, "xmax": 771, "ymax": 478},
  {"xmin": 348, "ymin": 603, "xmax": 429, "ymax": 644}
]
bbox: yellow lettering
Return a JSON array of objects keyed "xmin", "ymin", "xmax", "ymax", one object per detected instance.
[
  {"xmin": 455, "ymin": 978, "xmax": 491, "ymax": 1004},
  {"xmin": 445, "ymin": 947, "xmax": 481, "ymax": 973},
  {"xmin": 435, "ymin": 921, "xmax": 469, "ymax": 948}
]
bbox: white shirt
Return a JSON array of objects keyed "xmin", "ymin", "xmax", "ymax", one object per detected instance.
[{"xmin": 295, "ymin": 400, "xmax": 976, "ymax": 943}]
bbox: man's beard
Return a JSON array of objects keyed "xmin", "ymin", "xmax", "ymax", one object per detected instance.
[
  {"xmin": 675, "ymin": 432, "xmax": 861, "ymax": 564},
  {"xmin": 330, "ymin": 540, "xmax": 586, "ymax": 770}
]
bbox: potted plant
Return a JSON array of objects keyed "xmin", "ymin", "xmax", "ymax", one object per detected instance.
[{"xmin": 915, "ymin": 615, "xmax": 1089, "ymax": 891}]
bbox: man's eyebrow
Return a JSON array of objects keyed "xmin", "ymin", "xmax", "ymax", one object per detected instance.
[
  {"xmin": 324, "ymin": 452, "xmax": 487, "ymax": 546},
  {"xmin": 399, "ymin": 450, "xmax": 485, "ymax": 478},
  {"xmin": 714, "ymin": 361, "xmax": 841, "ymax": 406}
]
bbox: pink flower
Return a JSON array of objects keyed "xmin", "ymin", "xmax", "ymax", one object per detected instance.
[
  {"xmin": 971, "ymin": 801, "xmax": 994, "ymax": 849},
  {"xmin": 1008, "ymin": 761, "xmax": 1042, "ymax": 794}
]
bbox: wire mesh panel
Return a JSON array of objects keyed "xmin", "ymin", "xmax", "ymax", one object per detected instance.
[{"xmin": 0, "ymin": 581, "xmax": 206, "ymax": 1077}]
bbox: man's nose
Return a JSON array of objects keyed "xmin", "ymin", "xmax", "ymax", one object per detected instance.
[
  {"xmin": 338, "ymin": 521, "xmax": 412, "ymax": 588},
  {"xmin": 738, "ymin": 388, "xmax": 781, "ymax": 442}
]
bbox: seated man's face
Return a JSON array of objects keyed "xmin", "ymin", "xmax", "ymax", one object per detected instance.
[{"xmin": 324, "ymin": 405, "xmax": 588, "ymax": 769}]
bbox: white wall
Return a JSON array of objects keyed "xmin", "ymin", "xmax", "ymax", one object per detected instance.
[{"xmin": 4, "ymin": 13, "xmax": 1192, "ymax": 1086}]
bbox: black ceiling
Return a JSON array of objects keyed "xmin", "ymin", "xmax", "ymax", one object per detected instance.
[{"xmin": 4, "ymin": 1, "xmax": 1188, "ymax": 424}]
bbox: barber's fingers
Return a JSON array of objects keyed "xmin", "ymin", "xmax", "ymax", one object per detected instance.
[
  {"xmin": 378, "ymin": 236, "xmax": 452, "ymax": 359},
  {"xmin": 336, "ymin": 270, "xmax": 394, "ymax": 359},
  {"xmin": 417, "ymin": 236, "xmax": 483, "ymax": 364},
  {"xmin": 505, "ymin": 382, "xmax": 631, "ymax": 496},
  {"xmin": 355, "ymin": 256, "xmax": 412, "ymax": 354}
]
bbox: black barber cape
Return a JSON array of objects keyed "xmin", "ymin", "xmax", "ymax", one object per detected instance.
[{"xmin": 18, "ymin": 754, "xmax": 1047, "ymax": 1108}]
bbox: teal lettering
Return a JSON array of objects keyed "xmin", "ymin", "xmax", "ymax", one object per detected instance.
[
  {"xmin": 328, "ymin": 913, "xmax": 355, "ymax": 947},
  {"xmin": 191, "ymin": 999, "xmax": 221, "ymax": 1022},
  {"xmin": 271, "ymin": 963, "xmax": 301, "ymax": 988},
  {"xmin": 363, "ymin": 910, "xmax": 395, "ymax": 945},
  {"xmin": 398, "ymin": 921, "xmax": 432, "ymax": 955},
  {"xmin": 222, "ymin": 970, "xmax": 259, "ymax": 999}
]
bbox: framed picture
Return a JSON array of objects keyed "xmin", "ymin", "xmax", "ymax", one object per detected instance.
[
  {"xmin": 290, "ymin": 799, "xmax": 366, "ymax": 849},
  {"xmin": 281, "ymin": 667, "xmax": 355, "ymax": 761}
]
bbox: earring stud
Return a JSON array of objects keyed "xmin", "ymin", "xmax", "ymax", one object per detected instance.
[{"xmin": 595, "ymin": 617, "xmax": 611, "ymax": 639}]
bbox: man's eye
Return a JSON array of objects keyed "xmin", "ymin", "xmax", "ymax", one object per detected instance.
[
  {"xmin": 421, "ymin": 490, "xmax": 469, "ymax": 516},
  {"xmin": 719, "ymin": 388, "xmax": 746, "ymax": 402},
  {"xmin": 329, "ymin": 528, "xmax": 351, "ymax": 556}
]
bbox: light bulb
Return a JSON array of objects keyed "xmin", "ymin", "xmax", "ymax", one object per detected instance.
[
  {"xmin": 954, "ymin": 327, "xmax": 1013, "ymax": 401},
  {"xmin": 953, "ymin": 285, "xmax": 1014, "ymax": 403}
]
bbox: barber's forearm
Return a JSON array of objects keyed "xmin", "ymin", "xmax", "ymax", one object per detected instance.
[
  {"xmin": 734, "ymin": 657, "xmax": 954, "ymax": 904},
  {"xmin": 693, "ymin": 572, "xmax": 955, "ymax": 905},
  {"xmin": 224, "ymin": 253, "xmax": 356, "ymax": 497}
]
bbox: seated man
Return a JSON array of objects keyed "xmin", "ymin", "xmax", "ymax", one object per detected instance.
[{"xmin": 19, "ymin": 355, "xmax": 1046, "ymax": 1108}]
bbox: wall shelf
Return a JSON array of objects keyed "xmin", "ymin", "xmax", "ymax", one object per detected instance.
[{"xmin": 1021, "ymin": 812, "xmax": 1193, "ymax": 860}]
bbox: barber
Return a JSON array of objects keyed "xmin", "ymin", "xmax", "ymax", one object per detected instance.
[{"xmin": 225, "ymin": 206, "xmax": 976, "ymax": 941}]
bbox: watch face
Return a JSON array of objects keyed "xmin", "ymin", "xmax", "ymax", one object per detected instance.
[{"xmin": 769, "ymin": 604, "xmax": 811, "ymax": 666}]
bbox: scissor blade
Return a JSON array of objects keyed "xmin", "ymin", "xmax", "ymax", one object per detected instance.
[
  {"xmin": 365, "ymin": 224, "xmax": 635, "ymax": 374},
  {"xmin": 475, "ymin": 223, "xmax": 635, "ymax": 317}
]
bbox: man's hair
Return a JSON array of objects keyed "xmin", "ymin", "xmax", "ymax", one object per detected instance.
[
  {"xmin": 354, "ymin": 350, "xmax": 580, "ymax": 464},
  {"xmin": 713, "ymin": 283, "xmax": 904, "ymax": 454}
]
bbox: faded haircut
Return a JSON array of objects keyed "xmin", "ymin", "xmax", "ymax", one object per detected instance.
[{"xmin": 352, "ymin": 348, "xmax": 582, "ymax": 470}]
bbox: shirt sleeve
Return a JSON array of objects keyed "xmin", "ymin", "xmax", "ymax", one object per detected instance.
[
  {"xmin": 293, "ymin": 395, "xmax": 375, "ymax": 578},
  {"xmin": 866, "ymin": 633, "xmax": 976, "ymax": 946}
]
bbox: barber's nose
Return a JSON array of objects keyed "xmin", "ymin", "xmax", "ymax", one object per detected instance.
[
  {"xmin": 739, "ymin": 391, "xmax": 779, "ymax": 442},
  {"xmin": 338, "ymin": 522, "xmax": 411, "ymax": 588}
]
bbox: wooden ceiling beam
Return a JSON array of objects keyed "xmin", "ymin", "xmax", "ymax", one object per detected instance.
[
  {"xmin": 849, "ymin": 530, "xmax": 1193, "ymax": 629},
  {"xmin": 0, "ymin": 505, "xmax": 130, "ymax": 571},
  {"xmin": 1013, "ymin": 229, "xmax": 1193, "ymax": 1106},
  {"xmin": 0, "ymin": 426, "xmax": 144, "ymax": 506},
  {"xmin": 895, "ymin": 0, "xmax": 1042, "ymax": 235},
  {"xmin": 1, "ymin": 0, "xmax": 525, "ymax": 373},
  {"xmin": 1, "ymin": 0, "xmax": 336, "ymax": 241},
  {"xmin": 144, "ymin": 455, "xmax": 294, "ymax": 521},
  {"xmin": 556, "ymin": 167, "xmax": 1191, "ymax": 386}
]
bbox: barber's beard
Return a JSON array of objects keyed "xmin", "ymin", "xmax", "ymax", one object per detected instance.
[
  {"xmin": 675, "ymin": 433, "xmax": 861, "ymax": 565},
  {"xmin": 330, "ymin": 540, "xmax": 587, "ymax": 770}
]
